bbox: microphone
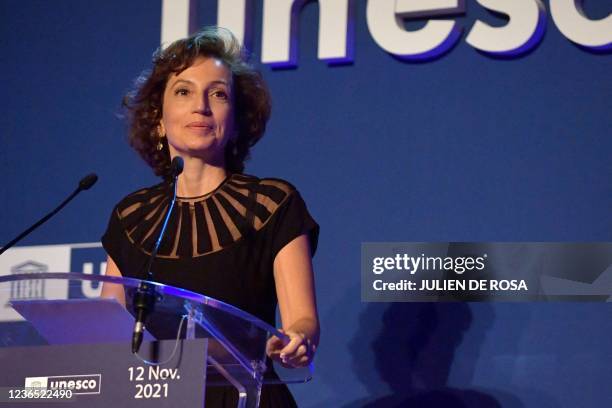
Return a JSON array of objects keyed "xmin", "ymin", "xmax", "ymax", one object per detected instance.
[
  {"xmin": 0, "ymin": 173, "xmax": 98, "ymax": 256},
  {"xmin": 132, "ymin": 156, "xmax": 183, "ymax": 354},
  {"xmin": 79, "ymin": 173, "xmax": 98, "ymax": 191},
  {"xmin": 169, "ymin": 156, "xmax": 184, "ymax": 179}
]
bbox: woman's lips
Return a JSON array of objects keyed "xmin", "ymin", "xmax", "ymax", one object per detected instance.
[
  {"xmin": 186, "ymin": 122, "xmax": 215, "ymax": 134},
  {"xmin": 186, "ymin": 121, "xmax": 214, "ymax": 128}
]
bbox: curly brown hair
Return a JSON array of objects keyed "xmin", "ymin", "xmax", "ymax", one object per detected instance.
[{"xmin": 122, "ymin": 27, "xmax": 271, "ymax": 177}]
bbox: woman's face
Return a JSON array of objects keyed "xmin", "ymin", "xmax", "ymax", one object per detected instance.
[{"xmin": 159, "ymin": 56, "xmax": 234, "ymax": 165}]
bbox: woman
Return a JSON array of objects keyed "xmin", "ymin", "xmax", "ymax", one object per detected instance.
[{"xmin": 101, "ymin": 27, "xmax": 319, "ymax": 407}]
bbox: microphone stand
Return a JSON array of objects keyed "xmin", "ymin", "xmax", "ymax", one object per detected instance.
[
  {"xmin": 132, "ymin": 158, "xmax": 183, "ymax": 354},
  {"xmin": 0, "ymin": 174, "xmax": 98, "ymax": 256}
]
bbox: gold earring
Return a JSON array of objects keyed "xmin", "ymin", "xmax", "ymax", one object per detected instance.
[{"xmin": 156, "ymin": 128, "xmax": 165, "ymax": 151}]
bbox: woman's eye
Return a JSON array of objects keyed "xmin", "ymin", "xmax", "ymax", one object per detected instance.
[
  {"xmin": 211, "ymin": 90, "xmax": 228, "ymax": 100},
  {"xmin": 174, "ymin": 88, "xmax": 190, "ymax": 96}
]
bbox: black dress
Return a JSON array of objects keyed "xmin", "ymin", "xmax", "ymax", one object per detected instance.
[{"xmin": 102, "ymin": 173, "xmax": 319, "ymax": 407}]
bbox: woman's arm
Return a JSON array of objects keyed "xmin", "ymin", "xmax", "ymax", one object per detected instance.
[
  {"xmin": 100, "ymin": 255, "xmax": 127, "ymax": 306},
  {"xmin": 270, "ymin": 234, "xmax": 320, "ymax": 367}
]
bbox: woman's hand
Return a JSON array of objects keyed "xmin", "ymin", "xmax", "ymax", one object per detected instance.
[{"xmin": 266, "ymin": 329, "xmax": 316, "ymax": 368}]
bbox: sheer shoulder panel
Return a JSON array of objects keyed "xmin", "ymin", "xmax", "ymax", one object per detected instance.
[{"xmin": 113, "ymin": 174, "xmax": 295, "ymax": 258}]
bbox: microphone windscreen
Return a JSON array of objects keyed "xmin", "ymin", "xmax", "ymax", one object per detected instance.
[
  {"xmin": 78, "ymin": 173, "xmax": 98, "ymax": 191},
  {"xmin": 170, "ymin": 156, "xmax": 184, "ymax": 178}
]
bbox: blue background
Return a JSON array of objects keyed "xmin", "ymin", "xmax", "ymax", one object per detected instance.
[{"xmin": 1, "ymin": 1, "xmax": 610, "ymax": 406}]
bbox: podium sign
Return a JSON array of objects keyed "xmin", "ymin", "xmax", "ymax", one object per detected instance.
[{"xmin": 0, "ymin": 272, "xmax": 313, "ymax": 408}]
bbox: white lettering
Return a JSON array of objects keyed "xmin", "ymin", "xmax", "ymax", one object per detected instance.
[
  {"xmin": 373, "ymin": 279, "xmax": 382, "ymax": 290},
  {"xmin": 488, "ymin": 279, "xmax": 528, "ymax": 290},
  {"xmin": 218, "ymin": 0, "xmax": 252, "ymax": 47},
  {"xmin": 161, "ymin": 0, "xmax": 198, "ymax": 46},
  {"xmin": 50, "ymin": 378, "xmax": 98, "ymax": 391},
  {"xmin": 149, "ymin": 366, "xmax": 179, "ymax": 380},
  {"xmin": 372, "ymin": 257, "xmax": 384, "ymax": 274},
  {"xmin": 159, "ymin": 1, "xmax": 610, "ymax": 64},
  {"xmin": 409, "ymin": 256, "xmax": 421, "ymax": 274},
  {"xmin": 467, "ymin": 0, "xmax": 546, "ymax": 56},
  {"xmin": 318, "ymin": 0, "xmax": 354, "ymax": 63},
  {"xmin": 366, "ymin": 0, "xmax": 465, "ymax": 60},
  {"xmin": 469, "ymin": 280, "xmax": 487, "ymax": 290},
  {"xmin": 373, "ymin": 279, "xmax": 413, "ymax": 291},
  {"xmin": 550, "ymin": 0, "xmax": 612, "ymax": 50},
  {"xmin": 81, "ymin": 261, "xmax": 106, "ymax": 298},
  {"xmin": 262, "ymin": 0, "xmax": 353, "ymax": 66}
]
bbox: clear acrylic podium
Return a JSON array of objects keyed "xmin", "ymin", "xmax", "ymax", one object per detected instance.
[{"xmin": 0, "ymin": 272, "xmax": 312, "ymax": 407}]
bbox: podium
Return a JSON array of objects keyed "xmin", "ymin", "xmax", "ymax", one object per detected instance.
[{"xmin": 0, "ymin": 272, "xmax": 311, "ymax": 407}]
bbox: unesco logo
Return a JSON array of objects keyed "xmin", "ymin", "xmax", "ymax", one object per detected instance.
[
  {"xmin": 25, "ymin": 374, "xmax": 102, "ymax": 395},
  {"xmin": 161, "ymin": 0, "xmax": 612, "ymax": 65}
]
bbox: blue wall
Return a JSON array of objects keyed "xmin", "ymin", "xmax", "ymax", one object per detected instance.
[{"xmin": 1, "ymin": 1, "xmax": 611, "ymax": 406}]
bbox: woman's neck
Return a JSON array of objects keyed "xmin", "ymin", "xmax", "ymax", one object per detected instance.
[{"xmin": 174, "ymin": 156, "xmax": 228, "ymax": 197}]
